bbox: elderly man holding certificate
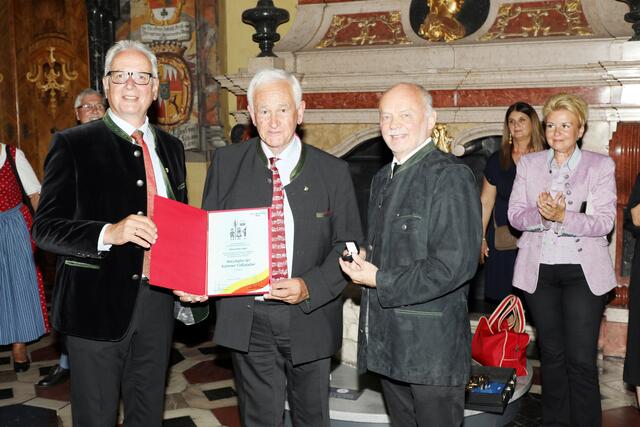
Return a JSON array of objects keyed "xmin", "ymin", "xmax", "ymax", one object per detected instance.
[{"xmin": 178, "ymin": 68, "xmax": 362, "ymax": 427}]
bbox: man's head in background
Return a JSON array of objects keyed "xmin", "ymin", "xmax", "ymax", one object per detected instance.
[{"xmin": 74, "ymin": 88, "xmax": 107, "ymax": 124}]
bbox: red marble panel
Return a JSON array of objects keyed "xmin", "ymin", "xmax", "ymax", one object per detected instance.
[
  {"xmin": 237, "ymin": 86, "xmax": 610, "ymax": 110},
  {"xmin": 455, "ymin": 86, "xmax": 610, "ymax": 107},
  {"xmin": 483, "ymin": 0, "xmax": 593, "ymax": 40},
  {"xmin": 30, "ymin": 344, "xmax": 60, "ymax": 363},
  {"xmin": 35, "ymin": 380, "xmax": 71, "ymax": 401},
  {"xmin": 183, "ymin": 359, "xmax": 234, "ymax": 384},
  {"xmin": 602, "ymin": 406, "xmax": 640, "ymax": 427},
  {"xmin": 298, "ymin": 0, "xmax": 358, "ymax": 4},
  {"xmin": 212, "ymin": 406, "xmax": 241, "ymax": 427}
]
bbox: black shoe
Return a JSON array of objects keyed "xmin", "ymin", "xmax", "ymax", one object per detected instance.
[
  {"xmin": 13, "ymin": 359, "xmax": 30, "ymax": 373},
  {"xmin": 37, "ymin": 365, "xmax": 70, "ymax": 387}
]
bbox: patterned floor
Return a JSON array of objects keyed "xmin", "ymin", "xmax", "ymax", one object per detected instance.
[{"xmin": 1, "ymin": 315, "xmax": 639, "ymax": 426}]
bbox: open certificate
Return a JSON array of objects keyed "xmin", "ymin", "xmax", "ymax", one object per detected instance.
[{"xmin": 150, "ymin": 196, "xmax": 271, "ymax": 296}]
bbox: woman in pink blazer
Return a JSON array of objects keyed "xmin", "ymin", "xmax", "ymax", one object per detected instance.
[{"xmin": 508, "ymin": 93, "xmax": 616, "ymax": 426}]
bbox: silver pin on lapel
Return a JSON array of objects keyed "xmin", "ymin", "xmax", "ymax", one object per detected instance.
[{"xmin": 304, "ymin": 186, "xmax": 309, "ymax": 192}]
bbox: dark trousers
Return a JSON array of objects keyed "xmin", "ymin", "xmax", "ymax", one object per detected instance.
[
  {"xmin": 524, "ymin": 264, "xmax": 607, "ymax": 427},
  {"xmin": 380, "ymin": 376, "xmax": 465, "ymax": 427},
  {"xmin": 231, "ymin": 302, "xmax": 331, "ymax": 427},
  {"xmin": 66, "ymin": 282, "xmax": 174, "ymax": 427}
]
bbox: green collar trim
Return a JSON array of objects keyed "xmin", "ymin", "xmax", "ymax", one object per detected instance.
[
  {"xmin": 103, "ymin": 114, "xmax": 131, "ymax": 142},
  {"xmin": 257, "ymin": 140, "xmax": 307, "ymax": 182},
  {"xmin": 103, "ymin": 114, "xmax": 158, "ymax": 143},
  {"xmin": 103, "ymin": 114, "xmax": 174, "ymax": 200},
  {"xmin": 393, "ymin": 142, "xmax": 436, "ymax": 177}
]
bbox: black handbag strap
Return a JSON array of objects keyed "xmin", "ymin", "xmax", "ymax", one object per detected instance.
[{"xmin": 4, "ymin": 144, "xmax": 35, "ymax": 215}]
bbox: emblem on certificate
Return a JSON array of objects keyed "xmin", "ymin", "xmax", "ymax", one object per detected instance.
[{"xmin": 150, "ymin": 196, "xmax": 271, "ymax": 296}]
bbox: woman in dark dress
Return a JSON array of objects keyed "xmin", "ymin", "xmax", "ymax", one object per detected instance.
[
  {"xmin": 480, "ymin": 102, "xmax": 545, "ymax": 303},
  {"xmin": 624, "ymin": 173, "xmax": 640, "ymax": 407}
]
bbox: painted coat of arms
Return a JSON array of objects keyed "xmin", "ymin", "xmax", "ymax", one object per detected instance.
[{"xmin": 152, "ymin": 42, "xmax": 192, "ymax": 128}]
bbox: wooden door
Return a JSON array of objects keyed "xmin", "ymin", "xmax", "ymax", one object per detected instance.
[
  {"xmin": 609, "ymin": 122, "xmax": 640, "ymax": 306},
  {"xmin": 0, "ymin": 0, "xmax": 90, "ymax": 178}
]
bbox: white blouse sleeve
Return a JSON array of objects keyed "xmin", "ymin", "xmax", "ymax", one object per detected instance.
[{"xmin": 14, "ymin": 147, "xmax": 41, "ymax": 195}]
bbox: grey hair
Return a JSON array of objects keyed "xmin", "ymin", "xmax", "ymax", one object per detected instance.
[
  {"xmin": 247, "ymin": 68, "xmax": 302, "ymax": 109},
  {"xmin": 74, "ymin": 88, "xmax": 106, "ymax": 108},
  {"xmin": 103, "ymin": 40, "xmax": 158, "ymax": 77},
  {"xmin": 383, "ymin": 83, "xmax": 433, "ymax": 115}
]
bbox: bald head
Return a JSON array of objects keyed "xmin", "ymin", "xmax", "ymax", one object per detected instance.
[{"xmin": 378, "ymin": 83, "xmax": 437, "ymax": 162}]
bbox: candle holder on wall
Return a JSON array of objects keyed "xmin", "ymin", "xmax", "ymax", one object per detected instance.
[
  {"xmin": 242, "ymin": 0, "xmax": 289, "ymax": 57},
  {"xmin": 26, "ymin": 46, "xmax": 78, "ymax": 117}
]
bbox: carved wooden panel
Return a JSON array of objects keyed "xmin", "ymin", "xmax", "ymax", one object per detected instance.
[
  {"xmin": 609, "ymin": 122, "xmax": 640, "ymax": 287},
  {"xmin": 0, "ymin": 0, "xmax": 89, "ymax": 179},
  {"xmin": 0, "ymin": 1, "xmax": 18, "ymax": 155}
]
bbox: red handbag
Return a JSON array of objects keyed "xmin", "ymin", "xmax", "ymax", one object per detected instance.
[{"xmin": 471, "ymin": 294, "xmax": 530, "ymax": 376}]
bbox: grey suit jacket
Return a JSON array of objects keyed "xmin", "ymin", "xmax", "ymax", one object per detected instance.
[{"xmin": 202, "ymin": 137, "xmax": 363, "ymax": 364}]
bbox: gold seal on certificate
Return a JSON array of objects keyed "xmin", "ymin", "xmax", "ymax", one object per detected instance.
[{"xmin": 150, "ymin": 196, "xmax": 271, "ymax": 296}]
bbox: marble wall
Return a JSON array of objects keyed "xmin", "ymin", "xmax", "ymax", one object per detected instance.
[{"xmin": 216, "ymin": 0, "xmax": 640, "ymax": 361}]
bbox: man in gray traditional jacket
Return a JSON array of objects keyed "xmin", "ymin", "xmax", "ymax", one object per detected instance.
[{"xmin": 339, "ymin": 82, "xmax": 481, "ymax": 426}]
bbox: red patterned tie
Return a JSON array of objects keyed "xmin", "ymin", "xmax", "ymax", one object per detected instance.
[
  {"xmin": 131, "ymin": 130, "xmax": 157, "ymax": 277},
  {"xmin": 269, "ymin": 157, "xmax": 288, "ymax": 282}
]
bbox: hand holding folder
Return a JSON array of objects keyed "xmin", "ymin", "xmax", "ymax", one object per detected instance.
[{"xmin": 149, "ymin": 196, "xmax": 272, "ymax": 297}]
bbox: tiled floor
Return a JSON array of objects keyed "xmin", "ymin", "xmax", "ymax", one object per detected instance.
[{"xmin": 1, "ymin": 312, "xmax": 640, "ymax": 426}]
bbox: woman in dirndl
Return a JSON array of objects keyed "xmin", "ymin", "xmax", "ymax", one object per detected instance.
[{"xmin": 0, "ymin": 142, "xmax": 49, "ymax": 372}]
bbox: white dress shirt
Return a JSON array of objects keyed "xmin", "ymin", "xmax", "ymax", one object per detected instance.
[
  {"xmin": 261, "ymin": 135, "xmax": 302, "ymax": 279},
  {"xmin": 390, "ymin": 138, "xmax": 432, "ymax": 178},
  {"xmin": 98, "ymin": 109, "xmax": 169, "ymax": 251}
]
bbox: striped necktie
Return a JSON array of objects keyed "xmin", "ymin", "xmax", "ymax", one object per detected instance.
[
  {"xmin": 131, "ymin": 130, "xmax": 156, "ymax": 277},
  {"xmin": 269, "ymin": 157, "xmax": 288, "ymax": 282}
]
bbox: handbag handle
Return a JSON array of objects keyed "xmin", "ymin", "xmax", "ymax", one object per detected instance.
[{"xmin": 487, "ymin": 294, "xmax": 526, "ymax": 333}]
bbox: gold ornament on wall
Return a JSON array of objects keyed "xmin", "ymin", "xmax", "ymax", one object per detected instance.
[
  {"xmin": 432, "ymin": 123, "xmax": 453, "ymax": 153},
  {"xmin": 316, "ymin": 11, "xmax": 411, "ymax": 48},
  {"xmin": 480, "ymin": 0, "xmax": 592, "ymax": 41},
  {"xmin": 26, "ymin": 46, "xmax": 78, "ymax": 117},
  {"xmin": 419, "ymin": 0, "xmax": 466, "ymax": 42}
]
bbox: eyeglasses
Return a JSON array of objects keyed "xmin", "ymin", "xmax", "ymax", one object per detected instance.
[
  {"xmin": 76, "ymin": 103, "xmax": 106, "ymax": 112},
  {"xmin": 107, "ymin": 71, "xmax": 154, "ymax": 85}
]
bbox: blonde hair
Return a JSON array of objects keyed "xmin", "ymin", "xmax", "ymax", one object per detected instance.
[{"xmin": 542, "ymin": 93, "xmax": 588, "ymax": 127}]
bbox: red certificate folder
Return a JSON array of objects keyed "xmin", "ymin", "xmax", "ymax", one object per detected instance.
[{"xmin": 150, "ymin": 196, "xmax": 271, "ymax": 296}]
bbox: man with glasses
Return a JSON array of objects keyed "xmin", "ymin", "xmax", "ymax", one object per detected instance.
[
  {"xmin": 36, "ymin": 87, "xmax": 108, "ymax": 390},
  {"xmin": 33, "ymin": 40, "xmax": 188, "ymax": 427},
  {"xmin": 74, "ymin": 88, "xmax": 107, "ymax": 124}
]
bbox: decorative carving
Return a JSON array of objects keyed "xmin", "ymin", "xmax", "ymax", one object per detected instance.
[
  {"xmin": 617, "ymin": 0, "xmax": 640, "ymax": 41},
  {"xmin": 147, "ymin": 0, "xmax": 184, "ymax": 26},
  {"xmin": 432, "ymin": 123, "xmax": 453, "ymax": 153},
  {"xmin": 26, "ymin": 46, "xmax": 78, "ymax": 117},
  {"xmin": 480, "ymin": 0, "xmax": 593, "ymax": 41},
  {"xmin": 151, "ymin": 41, "xmax": 192, "ymax": 128},
  {"xmin": 242, "ymin": 0, "xmax": 290, "ymax": 57},
  {"xmin": 316, "ymin": 11, "xmax": 411, "ymax": 48},
  {"xmin": 419, "ymin": 0, "xmax": 466, "ymax": 42}
]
